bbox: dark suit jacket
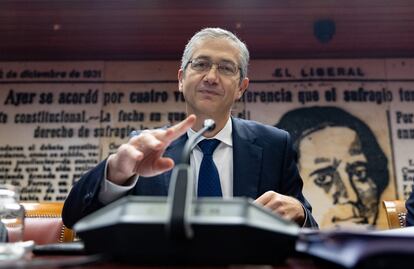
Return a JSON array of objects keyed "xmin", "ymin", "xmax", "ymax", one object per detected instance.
[
  {"xmin": 63, "ymin": 118, "xmax": 318, "ymax": 228},
  {"xmin": 406, "ymin": 188, "xmax": 414, "ymax": 226}
]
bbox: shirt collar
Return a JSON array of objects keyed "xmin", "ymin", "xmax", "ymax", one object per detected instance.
[{"xmin": 187, "ymin": 117, "xmax": 233, "ymax": 150}]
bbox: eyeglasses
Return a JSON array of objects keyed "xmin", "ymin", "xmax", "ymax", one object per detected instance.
[{"xmin": 187, "ymin": 58, "xmax": 240, "ymax": 76}]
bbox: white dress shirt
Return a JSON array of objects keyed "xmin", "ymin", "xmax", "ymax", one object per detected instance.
[
  {"xmin": 99, "ymin": 117, "xmax": 234, "ymax": 204},
  {"xmin": 188, "ymin": 117, "xmax": 233, "ymax": 198}
]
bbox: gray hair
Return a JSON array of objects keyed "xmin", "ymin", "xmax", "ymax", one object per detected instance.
[{"xmin": 180, "ymin": 28, "xmax": 249, "ymax": 82}]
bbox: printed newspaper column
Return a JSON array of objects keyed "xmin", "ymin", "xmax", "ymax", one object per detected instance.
[
  {"xmin": 100, "ymin": 61, "xmax": 187, "ymax": 158},
  {"xmin": 387, "ymin": 59, "xmax": 414, "ymax": 200},
  {"xmin": 0, "ymin": 62, "xmax": 104, "ymax": 201}
]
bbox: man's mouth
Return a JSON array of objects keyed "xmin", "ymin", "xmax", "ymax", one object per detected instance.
[{"xmin": 198, "ymin": 88, "xmax": 221, "ymax": 96}]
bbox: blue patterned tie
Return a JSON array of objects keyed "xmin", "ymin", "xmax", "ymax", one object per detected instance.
[{"xmin": 197, "ymin": 139, "xmax": 222, "ymax": 197}]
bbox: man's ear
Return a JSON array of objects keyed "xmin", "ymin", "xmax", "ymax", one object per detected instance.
[
  {"xmin": 236, "ymin": 77, "xmax": 249, "ymax": 99},
  {"xmin": 178, "ymin": 69, "xmax": 184, "ymax": 92}
]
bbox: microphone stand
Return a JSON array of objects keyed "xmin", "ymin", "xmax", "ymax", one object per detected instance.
[{"xmin": 166, "ymin": 119, "xmax": 215, "ymax": 241}]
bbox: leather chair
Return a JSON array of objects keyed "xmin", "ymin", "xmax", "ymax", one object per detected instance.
[
  {"xmin": 382, "ymin": 200, "xmax": 407, "ymax": 229},
  {"xmin": 7, "ymin": 202, "xmax": 75, "ymax": 244}
]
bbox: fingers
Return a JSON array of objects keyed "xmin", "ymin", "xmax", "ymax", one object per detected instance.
[
  {"xmin": 107, "ymin": 149, "xmax": 144, "ymax": 185},
  {"xmin": 129, "ymin": 114, "xmax": 196, "ymax": 150},
  {"xmin": 255, "ymin": 191, "xmax": 305, "ymax": 225},
  {"xmin": 255, "ymin": 191, "xmax": 286, "ymax": 216},
  {"xmin": 118, "ymin": 143, "xmax": 144, "ymax": 161},
  {"xmin": 153, "ymin": 157, "xmax": 175, "ymax": 173},
  {"xmin": 108, "ymin": 115, "xmax": 196, "ymax": 183},
  {"xmin": 130, "ymin": 130, "xmax": 164, "ymax": 152},
  {"xmin": 254, "ymin": 191, "xmax": 275, "ymax": 206},
  {"xmin": 132, "ymin": 154, "xmax": 175, "ymax": 177},
  {"xmin": 164, "ymin": 114, "xmax": 196, "ymax": 141}
]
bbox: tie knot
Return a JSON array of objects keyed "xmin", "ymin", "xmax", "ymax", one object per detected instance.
[{"xmin": 198, "ymin": 139, "xmax": 220, "ymax": 156}]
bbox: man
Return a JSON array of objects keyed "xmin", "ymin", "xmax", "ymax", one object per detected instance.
[
  {"xmin": 277, "ymin": 106, "xmax": 389, "ymax": 228},
  {"xmin": 62, "ymin": 28, "xmax": 318, "ymax": 229}
]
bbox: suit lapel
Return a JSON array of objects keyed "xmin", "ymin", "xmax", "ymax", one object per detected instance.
[
  {"xmin": 162, "ymin": 134, "xmax": 188, "ymax": 192},
  {"xmin": 159, "ymin": 121, "xmax": 263, "ymax": 198},
  {"xmin": 232, "ymin": 118, "xmax": 263, "ymax": 199}
]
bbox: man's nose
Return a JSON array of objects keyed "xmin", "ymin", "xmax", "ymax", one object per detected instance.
[{"xmin": 204, "ymin": 65, "xmax": 219, "ymax": 83}]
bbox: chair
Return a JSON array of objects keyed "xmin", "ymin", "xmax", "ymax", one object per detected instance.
[
  {"xmin": 7, "ymin": 202, "xmax": 75, "ymax": 244},
  {"xmin": 382, "ymin": 200, "xmax": 407, "ymax": 229}
]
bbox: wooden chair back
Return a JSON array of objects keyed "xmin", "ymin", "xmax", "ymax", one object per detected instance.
[
  {"xmin": 382, "ymin": 200, "xmax": 407, "ymax": 229},
  {"xmin": 7, "ymin": 202, "xmax": 75, "ymax": 244}
]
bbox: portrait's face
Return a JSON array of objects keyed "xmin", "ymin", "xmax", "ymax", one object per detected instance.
[
  {"xmin": 178, "ymin": 38, "xmax": 248, "ymax": 119},
  {"xmin": 298, "ymin": 126, "xmax": 379, "ymax": 228}
]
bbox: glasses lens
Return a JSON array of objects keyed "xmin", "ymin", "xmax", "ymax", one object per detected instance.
[
  {"xmin": 190, "ymin": 59, "xmax": 238, "ymax": 76},
  {"xmin": 190, "ymin": 59, "xmax": 211, "ymax": 72},
  {"xmin": 218, "ymin": 62, "xmax": 237, "ymax": 76}
]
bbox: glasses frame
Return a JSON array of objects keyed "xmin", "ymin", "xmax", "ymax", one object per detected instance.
[{"xmin": 186, "ymin": 58, "xmax": 241, "ymax": 77}]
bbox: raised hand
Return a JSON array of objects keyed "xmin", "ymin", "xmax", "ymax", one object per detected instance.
[{"xmin": 107, "ymin": 115, "xmax": 196, "ymax": 185}]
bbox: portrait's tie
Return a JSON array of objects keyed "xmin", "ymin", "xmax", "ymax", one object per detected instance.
[{"xmin": 197, "ymin": 139, "xmax": 222, "ymax": 197}]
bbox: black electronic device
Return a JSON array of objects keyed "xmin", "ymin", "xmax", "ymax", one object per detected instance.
[{"xmin": 74, "ymin": 196, "xmax": 299, "ymax": 265}]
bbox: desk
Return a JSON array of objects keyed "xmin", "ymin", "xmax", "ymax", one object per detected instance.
[{"xmin": 25, "ymin": 255, "xmax": 325, "ymax": 269}]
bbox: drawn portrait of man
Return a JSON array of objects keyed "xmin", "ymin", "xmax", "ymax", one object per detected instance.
[{"xmin": 277, "ymin": 106, "xmax": 389, "ymax": 228}]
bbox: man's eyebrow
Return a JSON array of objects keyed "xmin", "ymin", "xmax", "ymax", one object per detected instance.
[
  {"xmin": 219, "ymin": 58, "xmax": 236, "ymax": 64},
  {"xmin": 193, "ymin": 55, "xmax": 235, "ymax": 64},
  {"xmin": 193, "ymin": 55, "xmax": 210, "ymax": 60}
]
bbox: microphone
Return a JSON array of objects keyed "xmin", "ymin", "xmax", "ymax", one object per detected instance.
[
  {"xmin": 166, "ymin": 119, "xmax": 216, "ymax": 240},
  {"xmin": 180, "ymin": 119, "xmax": 216, "ymax": 164}
]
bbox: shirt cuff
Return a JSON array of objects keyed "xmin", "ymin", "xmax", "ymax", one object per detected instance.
[{"xmin": 98, "ymin": 160, "xmax": 138, "ymax": 205}]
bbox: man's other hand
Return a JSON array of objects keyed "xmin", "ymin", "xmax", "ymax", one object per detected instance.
[{"xmin": 255, "ymin": 191, "xmax": 305, "ymax": 226}]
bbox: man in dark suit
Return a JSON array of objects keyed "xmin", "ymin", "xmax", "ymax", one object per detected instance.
[{"xmin": 62, "ymin": 27, "xmax": 318, "ymax": 229}]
